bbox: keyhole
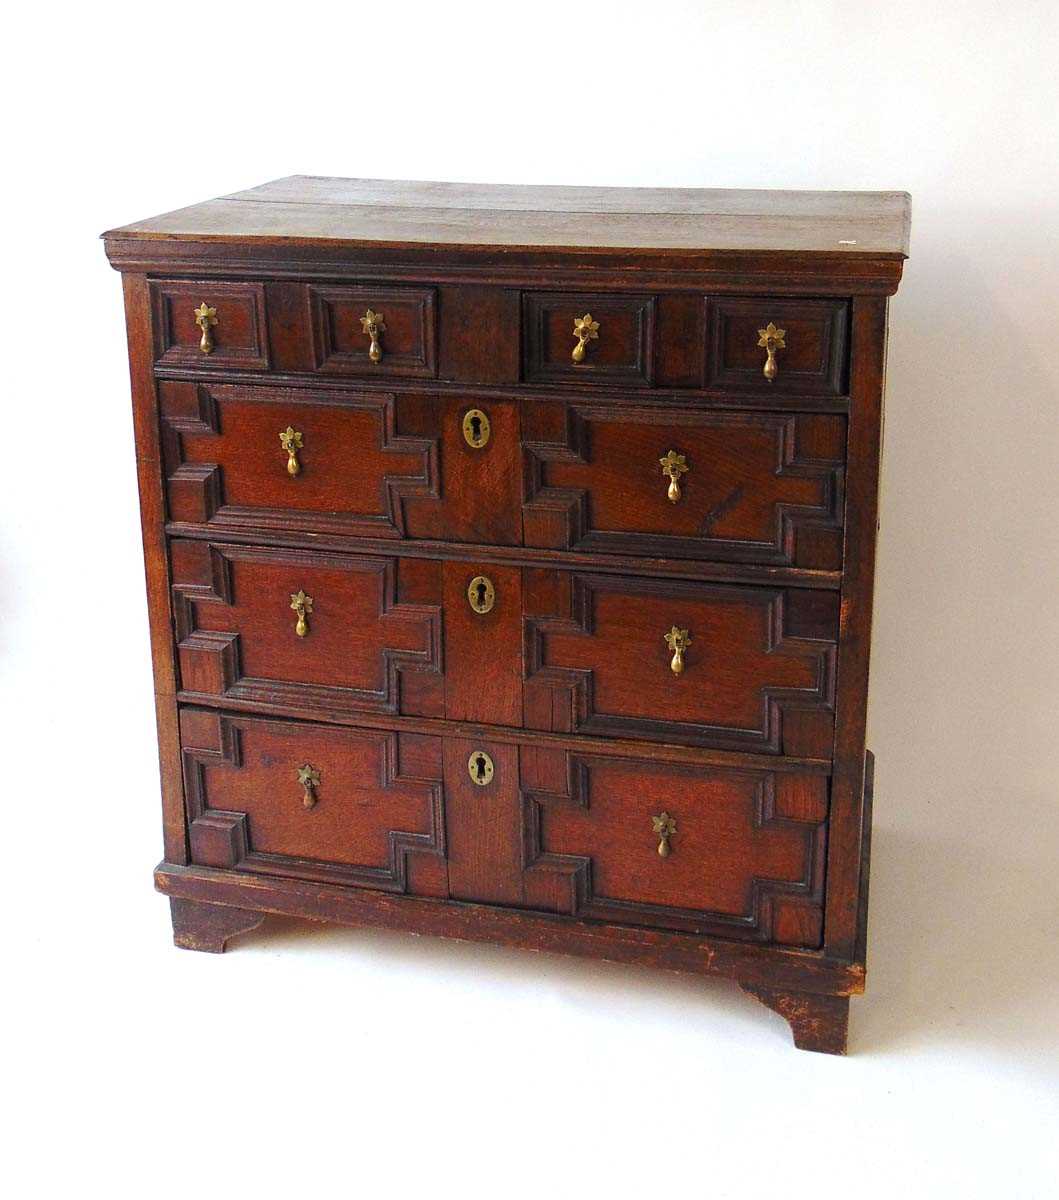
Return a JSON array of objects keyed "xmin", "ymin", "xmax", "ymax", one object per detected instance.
[
  {"xmin": 467, "ymin": 575, "xmax": 495, "ymax": 614},
  {"xmin": 467, "ymin": 749, "xmax": 494, "ymax": 786},
  {"xmin": 461, "ymin": 408, "xmax": 491, "ymax": 449}
]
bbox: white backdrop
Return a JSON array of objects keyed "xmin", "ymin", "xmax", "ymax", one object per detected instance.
[{"xmin": 2, "ymin": 3, "xmax": 1056, "ymax": 1197}]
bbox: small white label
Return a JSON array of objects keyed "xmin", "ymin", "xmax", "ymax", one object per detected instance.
[{"xmin": 838, "ymin": 239, "xmax": 858, "ymax": 245}]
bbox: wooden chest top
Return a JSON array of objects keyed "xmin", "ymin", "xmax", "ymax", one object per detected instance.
[{"xmin": 104, "ymin": 176, "xmax": 910, "ymax": 279}]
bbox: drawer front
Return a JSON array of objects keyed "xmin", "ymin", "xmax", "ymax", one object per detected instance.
[
  {"xmin": 172, "ymin": 541, "xmax": 444, "ymax": 721},
  {"xmin": 524, "ymin": 572, "xmax": 837, "ymax": 757},
  {"xmin": 179, "ymin": 708, "xmax": 447, "ymax": 895},
  {"xmin": 308, "ymin": 284, "xmax": 437, "ymax": 377},
  {"xmin": 705, "ymin": 297, "xmax": 849, "ymax": 395},
  {"xmin": 519, "ymin": 746, "xmax": 827, "ymax": 946},
  {"xmin": 523, "ymin": 291, "xmax": 655, "ymax": 386},
  {"xmin": 160, "ymin": 381, "xmax": 523, "ymax": 545},
  {"xmin": 151, "ymin": 279, "xmax": 269, "ymax": 370},
  {"xmin": 523, "ymin": 400, "xmax": 845, "ymax": 569}
]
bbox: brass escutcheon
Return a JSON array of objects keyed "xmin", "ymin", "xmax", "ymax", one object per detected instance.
[
  {"xmin": 757, "ymin": 321, "xmax": 786, "ymax": 382},
  {"xmin": 290, "ymin": 589, "xmax": 313, "ymax": 637},
  {"xmin": 467, "ymin": 575, "xmax": 495, "ymax": 614},
  {"xmin": 279, "ymin": 426, "xmax": 303, "ymax": 476},
  {"xmin": 462, "ymin": 408, "xmax": 491, "ymax": 449},
  {"xmin": 297, "ymin": 763, "xmax": 321, "ymax": 809},
  {"xmin": 659, "ymin": 450, "xmax": 689, "ymax": 503},
  {"xmin": 360, "ymin": 308, "xmax": 386, "ymax": 363},
  {"xmin": 193, "ymin": 301, "xmax": 218, "ymax": 354},
  {"xmin": 652, "ymin": 811, "xmax": 677, "ymax": 858},
  {"xmin": 664, "ymin": 626, "xmax": 691, "ymax": 675},
  {"xmin": 572, "ymin": 313, "xmax": 600, "ymax": 363},
  {"xmin": 467, "ymin": 750, "xmax": 495, "ymax": 787}
]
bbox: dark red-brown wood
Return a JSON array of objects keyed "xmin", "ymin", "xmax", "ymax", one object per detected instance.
[{"xmin": 105, "ymin": 177, "xmax": 907, "ymax": 1053}]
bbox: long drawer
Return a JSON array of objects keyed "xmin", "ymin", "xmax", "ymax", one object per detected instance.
[
  {"xmin": 172, "ymin": 541, "xmax": 837, "ymax": 758},
  {"xmin": 161, "ymin": 380, "xmax": 845, "ymax": 570},
  {"xmin": 179, "ymin": 707, "xmax": 828, "ymax": 948}
]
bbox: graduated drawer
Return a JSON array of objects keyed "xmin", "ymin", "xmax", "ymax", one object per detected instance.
[
  {"xmin": 523, "ymin": 400, "xmax": 846, "ymax": 569},
  {"xmin": 178, "ymin": 706, "xmax": 827, "ymax": 948},
  {"xmin": 179, "ymin": 707, "xmax": 447, "ymax": 896},
  {"xmin": 172, "ymin": 542, "xmax": 837, "ymax": 757},
  {"xmin": 524, "ymin": 571, "xmax": 838, "ymax": 758}
]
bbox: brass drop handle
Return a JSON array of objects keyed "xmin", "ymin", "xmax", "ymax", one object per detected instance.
[
  {"xmin": 279, "ymin": 426, "xmax": 303, "ymax": 476},
  {"xmin": 572, "ymin": 313, "xmax": 599, "ymax": 363},
  {"xmin": 194, "ymin": 302, "xmax": 218, "ymax": 354},
  {"xmin": 659, "ymin": 450, "xmax": 689, "ymax": 503},
  {"xmin": 297, "ymin": 763, "xmax": 321, "ymax": 809},
  {"xmin": 652, "ymin": 811, "xmax": 677, "ymax": 858},
  {"xmin": 664, "ymin": 626, "xmax": 691, "ymax": 675},
  {"xmin": 290, "ymin": 589, "xmax": 313, "ymax": 637},
  {"xmin": 360, "ymin": 308, "xmax": 386, "ymax": 363},
  {"xmin": 757, "ymin": 321, "xmax": 786, "ymax": 382}
]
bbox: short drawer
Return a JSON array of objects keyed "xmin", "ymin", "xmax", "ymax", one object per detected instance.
[
  {"xmin": 705, "ymin": 296, "xmax": 849, "ymax": 395},
  {"xmin": 524, "ymin": 571, "xmax": 838, "ymax": 757},
  {"xmin": 521, "ymin": 746, "xmax": 827, "ymax": 946},
  {"xmin": 308, "ymin": 284, "xmax": 437, "ymax": 377},
  {"xmin": 522, "ymin": 291, "xmax": 655, "ymax": 386},
  {"xmin": 171, "ymin": 541, "xmax": 443, "ymax": 722},
  {"xmin": 522, "ymin": 400, "xmax": 846, "ymax": 569},
  {"xmin": 179, "ymin": 708, "xmax": 447, "ymax": 894},
  {"xmin": 150, "ymin": 279, "xmax": 269, "ymax": 370}
]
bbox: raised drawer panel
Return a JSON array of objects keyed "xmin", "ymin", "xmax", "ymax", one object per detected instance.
[
  {"xmin": 705, "ymin": 297, "xmax": 849, "ymax": 395},
  {"xmin": 523, "ymin": 400, "xmax": 845, "ymax": 569},
  {"xmin": 171, "ymin": 541, "xmax": 444, "ymax": 721},
  {"xmin": 522, "ymin": 291, "xmax": 655, "ymax": 386},
  {"xmin": 160, "ymin": 382, "xmax": 524, "ymax": 546},
  {"xmin": 308, "ymin": 284, "xmax": 437, "ymax": 377},
  {"xmin": 160, "ymin": 382, "xmax": 436, "ymax": 538},
  {"xmin": 524, "ymin": 571, "xmax": 837, "ymax": 757},
  {"xmin": 150, "ymin": 279, "xmax": 269, "ymax": 370},
  {"xmin": 179, "ymin": 708, "xmax": 447, "ymax": 895},
  {"xmin": 520, "ymin": 746, "xmax": 827, "ymax": 946}
]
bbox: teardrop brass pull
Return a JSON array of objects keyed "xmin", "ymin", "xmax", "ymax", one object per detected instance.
[
  {"xmin": 297, "ymin": 763, "xmax": 321, "ymax": 809},
  {"xmin": 572, "ymin": 313, "xmax": 599, "ymax": 363},
  {"xmin": 360, "ymin": 308, "xmax": 386, "ymax": 363},
  {"xmin": 290, "ymin": 589, "xmax": 313, "ymax": 637},
  {"xmin": 279, "ymin": 426, "xmax": 303, "ymax": 476},
  {"xmin": 652, "ymin": 811, "xmax": 677, "ymax": 858},
  {"xmin": 659, "ymin": 450, "xmax": 689, "ymax": 503},
  {"xmin": 194, "ymin": 302, "xmax": 218, "ymax": 354},
  {"xmin": 757, "ymin": 321, "xmax": 786, "ymax": 382},
  {"xmin": 664, "ymin": 626, "xmax": 691, "ymax": 675}
]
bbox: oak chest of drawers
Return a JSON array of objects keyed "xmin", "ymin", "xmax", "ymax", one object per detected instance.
[{"xmin": 104, "ymin": 177, "xmax": 909, "ymax": 1053}]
